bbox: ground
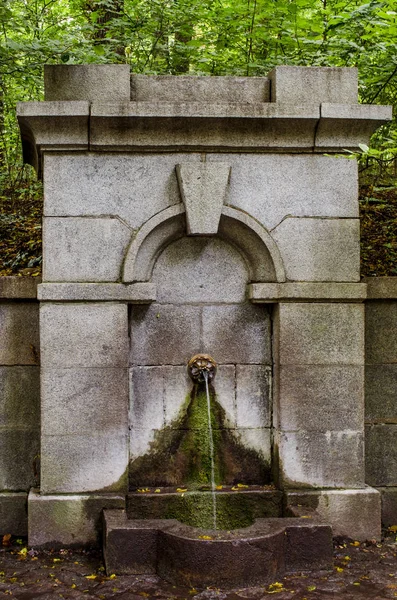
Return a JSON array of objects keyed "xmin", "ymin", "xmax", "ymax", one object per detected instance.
[{"xmin": 1, "ymin": 535, "xmax": 397, "ymax": 599}]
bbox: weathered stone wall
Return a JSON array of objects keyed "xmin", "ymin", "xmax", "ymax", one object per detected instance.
[
  {"xmin": 0, "ymin": 277, "xmax": 40, "ymax": 534},
  {"xmin": 365, "ymin": 278, "xmax": 397, "ymax": 525}
]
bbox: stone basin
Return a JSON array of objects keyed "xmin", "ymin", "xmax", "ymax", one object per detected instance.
[{"xmin": 103, "ymin": 509, "xmax": 333, "ymax": 588}]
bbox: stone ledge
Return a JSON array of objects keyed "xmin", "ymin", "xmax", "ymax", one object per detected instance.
[
  {"xmin": 0, "ymin": 277, "xmax": 40, "ymax": 299},
  {"xmin": 365, "ymin": 277, "xmax": 397, "ymax": 299},
  {"xmin": 37, "ymin": 283, "xmax": 156, "ymax": 302},
  {"xmin": 248, "ymin": 282, "xmax": 367, "ymax": 303}
]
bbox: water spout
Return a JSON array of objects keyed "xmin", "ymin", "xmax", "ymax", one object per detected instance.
[{"xmin": 188, "ymin": 354, "xmax": 217, "ymax": 529}]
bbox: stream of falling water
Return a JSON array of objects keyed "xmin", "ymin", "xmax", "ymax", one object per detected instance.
[{"xmin": 203, "ymin": 371, "xmax": 217, "ymax": 530}]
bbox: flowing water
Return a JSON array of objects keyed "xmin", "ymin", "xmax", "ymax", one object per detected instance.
[{"xmin": 203, "ymin": 371, "xmax": 217, "ymax": 530}]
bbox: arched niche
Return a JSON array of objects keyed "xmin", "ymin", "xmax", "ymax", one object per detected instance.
[{"xmin": 122, "ymin": 204, "xmax": 286, "ymax": 284}]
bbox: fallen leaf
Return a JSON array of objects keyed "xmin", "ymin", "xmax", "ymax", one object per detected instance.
[
  {"xmin": 18, "ymin": 548, "xmax": 28, "ymax": 557},
  {"xmin": 85, "ymin": 574, "xmax": 97, "ymax": 580},
  {"xmin": 237, "ymin": 483, "xmax": 249, "ymax": 489},
  {"xmin": 335, "ymin": 567, "xmax": 344, "ymax": 573},
  {"xmin": 176, "ymin": 488, "xmax": 187, "ymax": 493},
  {"xmin": 155, "ymin": 489, "xmax": 161, "ymax": 493},
  {"xmin": 2, "ymin": 534, "xmax": 11, "ymax": 547},
  {"xmin": 198, "ymin": 535, "xmax": 213, "ymax": 540},
  {"xmin": 307, "ymin": 585, "xmax": 316, "ymax": 591},
  {"xmin": 109, "ymin": 574, "xmax": 117, "ymax": 579},
  {"xmin": 351, "ymin": 541, "xmax": 360, "ymax": 546}
]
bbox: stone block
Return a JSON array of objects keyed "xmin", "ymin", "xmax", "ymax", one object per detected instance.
[
  {"xmin": 285, "ymin": 523, "xmax": 333, "ymax": 571},
  {"xmin": 0, "ymin": 302, "xmax": 39, "ymax": 365},
  {"xmin": 131, "ymin": 75, "xmax": 270, "ymax": 103},
  {"xmin": 277, "ymin": 303, "xmax": 364, "ymax": 366},
  {"xmin": 202, "ymin": 304, "xmax": 271, "ymax": 365},
  {"xmin": 153, "ymin": 236, "xmax": 248, "ymax": 304},
  {"xmin": 130, "ymin": 304, "xmax": 201, "ymax": 366},
  {"xmin": 272, "ymin": 218, "xmax": 360, "ymax": 282},
  {"xmin": 41, "ymin": 368, "xmax": 128, "ymax": 436},
  {"xmin": 129, "ymin": 428, "xmax": 156, "ymax": 460},
  {"xmin": 213, "ymin": 365, "xmax": 236, "ymax": 427},
  {"xmin": 365, "ymin": 364, "xmax": 397, "ymax": 422},
  {"xmin": 0, "ymin": 429, "xmax": 39, "ymax": 491},
  {"xmin": 0, "ymin": 493, "xmax": 28, "ymax": 536},
  {"xmin": 276, "ymin": 429, "xmax": 364, "ymax": 488},
  {"xmin": 236, "ymin": 365, "xmax": 271, "ymax": 428},
  {"xmin": 366, "ymin": 301, "xmax": 397, "ymax": 364},
  {"xmin": 41, "ymin": 434, "xmax": 128, "ymax": 494},
  {"xmin": 104, "ymin": 510, "xmax": 159, "ymax": 575},
  {"xmin": 0, "ymin": 277, "xmax": 39, "ymax": 299},
  {"xmin": 44, "ymin": 64, "xmax": 130, "ymax": 102},
  {"xmin": 366, "ymin": 277, "xmax": 397, "ymax": 299},
  {"xmin": 269, "ymin": 66, "xmax": 358, "ymax": 104},
  {"xmin": 236, "ymin": 428, "xmax": 272, "ymax": 463},
  {"xmin": 285, "ymin": 487, "xmax": 381, "ymax": 541},
  {"xmin": 40, "ymin": 303, "xmax": 128, "ymax": 368},
  {"xmin": 43, "ymin": 153, "xmax": 193, "ymax": 229},
  {"xmin": 129, "ymin": 365, "xmax": 236, "ymax": 435},
  {"xmin": 38, "ymin": 282, "xmax": 156, "ymax": 302},
  {"xmin": 277, "ymin": 365, "xmax": 364, "ymax": 431},
  {"xmin": 43, "ymin": 217, "xmax": 131, "ymax": 282},
  {"xmin": 208, "ymin": 154, "xmax": 358, "ymax": 231},
  {"xmin": 365, "ymin": 424, "xmax": 397, "ymax": 486},
  {"xmin": 130, "ymin": 367, "xmax": 165, "ymax": 430},
  {"xmin": 379, "ymin": 487, "xmax": 397, "ymax": 527},
  {"xmin": 28, "ymin": 489, "xmax": 125, "ymax": 547},
  {"xmin": 163, "ymin": 366, "xmax": 193, "ymax": 425},
  {"xmin": 0, "ymin": 366, "xmax": 40, "ymax": 427}
]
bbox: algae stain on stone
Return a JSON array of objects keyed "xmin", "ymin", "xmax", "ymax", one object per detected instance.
[{"xmin": 129, "ymin": 382, "xmax": 270, "ymax": 489}]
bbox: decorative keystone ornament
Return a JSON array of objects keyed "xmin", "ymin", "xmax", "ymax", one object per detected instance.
[{"xmin": 176, "ymin": 163, "xmax": 231, "ymax": 235}]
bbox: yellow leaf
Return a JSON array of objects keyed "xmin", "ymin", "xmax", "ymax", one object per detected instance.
[
  {"xmin": 237, "ymin": 483, "xmax": 249, "ymax": 489},
  {"xmin": 389, "ymin": 525, "xmax": 397, "ymax": 532},
  {"xmin": 71, "ymin": 584, "xmax": 76, "ymax": 589},
  {"xmin": 137, "ymin": 488, "xmax": 150, "ymax": 493},
  {"xmin": 18, "ymin": 548, "xmax": 28, "ymax": 557},
  {"xmin": 268, "ymin": 582, "xmax": 284, "ymax": 590},
  {"xmin": 109, "ymin": 574, "xmax": 117, "ymax": 579},
  {"xmin": 176, "ymin": 488, "xmax": 187, "ymax": 493},
  {"xmin": 199, "ymin": 535, "xmax": 213, "ymax": 540},
  {"xmin": 85, "ymin": 574, "xmax": 97, "ymax": 580},
  {"xmin": 344, "ymin": 556, "xmax": 351, "ymax": 561},
  {"xmin": 300, "ymin": 515, "xmax": 312, "ymax": 519},
  {"xmin": 335, "ymin": 567, "xmax": 344, "ymax": 573},
  {"xmin": 307, "ymin": 585, "xmax": 316, "ymax": 591},
  {"xmin": 53, "ymin": 558, "xmax": 61, "ymax": 563},
  {"xmin": 353, "ymin": 582, "xmax": 360, "ymax": 586},
  {"xmin": 351, "ymin": 541, "xmax": 360, "ymax": 546},
  {"xmin": 216, "ymin": 485, "xmax": 223, "ymax": 490},
  {"xmin": 155, "ymin": 489, "xmax": 161, "ymax": 493}
]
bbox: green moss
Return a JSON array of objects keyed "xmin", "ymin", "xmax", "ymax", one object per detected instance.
[{"xmin": 129, "ymin": 382, "xmax": 271, "ymax": 490}]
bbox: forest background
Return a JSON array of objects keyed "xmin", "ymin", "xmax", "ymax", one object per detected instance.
[{"xmin": 0, "ymin": 0, "xmax": 396, "ymax": 277}]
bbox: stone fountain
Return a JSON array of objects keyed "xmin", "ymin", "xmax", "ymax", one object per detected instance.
[{"xmin": 17, "ymin": 64, "xmax": 391, "ymax": 586}]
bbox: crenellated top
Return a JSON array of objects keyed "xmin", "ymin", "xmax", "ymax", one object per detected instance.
[{"xmin": 17, "ymin": 64, "xmax": 392, "ymax": 176}]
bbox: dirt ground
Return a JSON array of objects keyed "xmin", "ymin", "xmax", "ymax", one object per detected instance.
[{"xmin": 1, "ymin": 535, "xmax": 397, "ymax": 600}]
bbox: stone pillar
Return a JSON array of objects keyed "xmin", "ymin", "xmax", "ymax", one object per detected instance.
[
  {"xmin": 29, "ymin": 301, "xmax": 129, "ymax": 547},
  {"xmin": 274, "ymin": 301, "xmax": 381, "ymax": 540}
]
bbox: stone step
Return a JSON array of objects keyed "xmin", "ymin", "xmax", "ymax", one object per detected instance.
[{"xmin": 103, "ymin": 509, "xmax": 333, "ymax": 588}]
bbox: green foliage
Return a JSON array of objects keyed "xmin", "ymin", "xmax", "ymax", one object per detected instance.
[{"xmin": 1, "ymin": 0, "xmax": 397, "ymax": 274}]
